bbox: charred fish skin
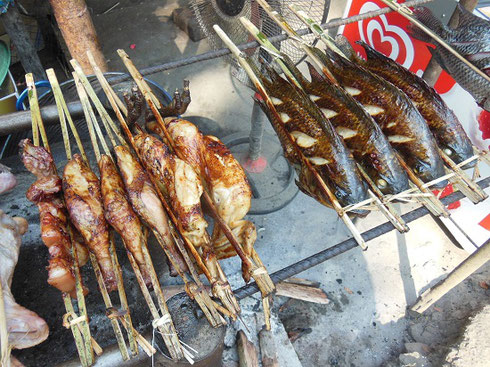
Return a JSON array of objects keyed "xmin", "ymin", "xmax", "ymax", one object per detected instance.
[
  {"xmin": 356, "ymin": 41, "xmax": 475, "ymax": 167},
  {"xmin": 316, "ymin": 46, "xmax": 446, "ymax": 186},
  {"xmin": 255, "ymin": 63, "xmax": 369, "ymax": 210},
  {"xmin": 281, "ymin": 54, "xmax": 408, "ymax": 194}
]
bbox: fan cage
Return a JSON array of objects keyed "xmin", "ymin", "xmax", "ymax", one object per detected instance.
[{"xmin": 191, "ymin": 0, "xmax": 330, "ymax": 85}]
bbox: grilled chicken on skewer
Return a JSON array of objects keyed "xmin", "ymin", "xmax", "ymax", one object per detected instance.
[
  {"xmin": 20, "ymin": 139, "xmax": 88, "ymax": 297},
  {"xmin": 146, "ymin": 118, "xmax": 257, "ymax": 282},
  {"xmin": 99, "ymin": 154, "xmax": 152, "ymax": 286},
  {"xmin": 313, "ymin": 46, "xmax": 446, "ymax": 186},
  {"xmin": 63, "ymin": 154, "xmax": 117, "ymax": 292},
  {"xmin": 202, "ymin": 135, "xmax": 258, "ymax": 281},
  {"xmin": 113, "ymin": 145, "xmax": 188, "ymax": 275},
  {"xmin": 134, "ymin": 131, "xmax": 240, "ymax": 315}
]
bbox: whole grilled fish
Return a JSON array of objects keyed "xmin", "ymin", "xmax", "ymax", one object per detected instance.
[
  {"xmin": 355, "ymin": 41, "xmax": 475, "ymax": 167},
  {"xmin": 315, "ymin": 46, "xmax": 446, "ymax": 185},
  {"xmin": 410, "ymin": 5, "xmax": 490, "ymax": 110},
  {"xmin": 280, "ymin": 55, "xmax": 408, "ymax": 194},
  {"xmin": 255, "ymin": 63, "xmax": 369, "ymax": 211}
]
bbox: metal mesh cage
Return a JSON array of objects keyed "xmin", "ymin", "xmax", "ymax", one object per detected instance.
[{"xmin": 192, "ymin": 0, "xmax": 330, "ymax": 84}]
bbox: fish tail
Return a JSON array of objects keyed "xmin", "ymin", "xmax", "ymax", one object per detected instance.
[
  {"xmin": 334, "ymin": 35, "xmax": 358, "ymax": 61},
  {"xmin": 306, "ymin": 61, "xmax": 326, "ymax": 84}
]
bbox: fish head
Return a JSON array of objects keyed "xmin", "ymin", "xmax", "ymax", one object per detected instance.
[
  {"xmin": 410, "ymin": 153, "xmax": 447, "ymax": 188},
  {"xmin": 440, "ymin": 139, "xmax": 474, "ymax": 167}
]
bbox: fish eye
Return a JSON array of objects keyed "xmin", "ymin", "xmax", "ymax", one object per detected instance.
[
  {"xmin": 443, "ymin": 148, "xmax": 453, "ymax": 156},
  {"xmin": 377, "ymin": 179, "xmax": 387, "ymax": 188},
  {"xmin": 413, "ymin": 167, "xmax": 419, "ymax": 174}
]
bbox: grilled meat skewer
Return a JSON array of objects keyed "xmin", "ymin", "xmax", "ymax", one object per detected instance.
[
  {"xmin": 114, "ymin": 145, "xmax": 188, "ymax": 275},
  {"xmin": 255, "ymin": 64, "xmax": 369, "ymax": 211},
  {"xmin": 99, "ymin": 154, "xmax": 152, "ymax": 286},
  {"xmin": 146, "ymin": 118, "xmax": 258, "ymax": 283},
  {"xmin": 20, "ymin": 139, "xmax": 88, "ymax": 296},
  {"xmin": 315, "ymin": 46, "xmax": 446, "ymax": 185},
  {"xmin": 63, "ymin": 154, "xmax": 117, "ymax": 292},
  {"xmin": 280, "ymin": 55, "xmax": 409, "ymax": 194},
  {"xmin": 355, "ymin": 41, "xmax": 474, "ymax": 166},
  {"xmin": 134, "ymin": 131, "xmax": 240, "ymax": 314}
]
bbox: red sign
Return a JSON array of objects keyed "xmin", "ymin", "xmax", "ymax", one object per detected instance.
[{"xmin": 339, "ymin": 0, "xmax": 456, "ymax": 94}]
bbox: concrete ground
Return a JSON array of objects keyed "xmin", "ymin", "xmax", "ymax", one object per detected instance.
[{"xmin": 4, "ymin": 0, "xmax": 489, "ymax": 366}]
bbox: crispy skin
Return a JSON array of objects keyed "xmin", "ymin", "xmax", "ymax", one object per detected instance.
[
  {"xmin": 356, "ymin": 41, "xmax": 474, "ymax": 166},
  {"xmin": 134, "ymin": 133, "xmax": 208, "ymax": 247},
  {"xmin": 99, "ymin": 155, "xmax": 152, "ymax": 286},
  {"xmin": 202, "ymin": 135, "xmax": 257, "ymax": 281},
  {"xmin": 20, "ymin": 139, "xmax": 83, "ymax": 296},
  {"xmin": 63, "ymin": 154, "xmax": 116, "ymax": 292},
  {"xmin": 284, "ymin": 56, "xmax": 408, "ymax": 194},
  {"xmin": 317, "ymin": 48, "xmax": 446, "ymax": 185},
  {"xmin": 19, "ymin": 139, "xmax": 56, "ymax": 177},
  {"xmin": 147, "ymin": 117, "xmax": 207, "ymax": 177},
  {"xmin": 255, "ymin": 63, "xmax": 368, "ymax": 209},
  {"xmin": 114, "ymin": 145, "xmax": 188, "ymax": 275}
]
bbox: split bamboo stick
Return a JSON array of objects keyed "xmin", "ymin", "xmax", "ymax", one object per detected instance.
[
  {"xmin": 73, "ymin": 57, "xmax": 225, "ymax": 329},
  {"xmin": 26, "ymin": 73, "xmax": 94, "ymax": 366}
]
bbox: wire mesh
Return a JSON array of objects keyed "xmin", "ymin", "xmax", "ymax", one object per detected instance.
[{"xmin": 192, "ymin": 0, "xmax": 330, "ymax": 84}]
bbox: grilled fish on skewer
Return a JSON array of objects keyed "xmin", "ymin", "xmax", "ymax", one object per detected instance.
[
  {"xmin": 114, "ymin": 145, "xmax": 188, "ymax": 275},
  {"xmin": 63, "ymin": 154, "xmax": 117, "ymax": 292},
  {"xmin": 134, "ymin": 131, "xmax": 240, "ymax": 315},
  {"xmin": 255, "ymin": 64, "xmax": 369, "ymax": 210},
  {"xmin": 202, "ymin": 135, "xmax": 258, "ymax": 282},
  {"xmin": 20, "ymin": 139, "xmax": 88, "ymax": 296},
  {"xmin": 316, "ymin": 46, "xmax": 446, "ymax": 185},
  {"xmin": 280, "ymin": 55, "xmax": 408, "ymax": 194},
  {"xmin": 99, "ymin": 154, "xmax": 152, "ymax": 286},
  {"xmin": 409, "ymin": 5, "xmax": 490, "ymax": 110},
  {"xmin": 355, "ymin": 41, "xmax": 475, "ymax": 166}
]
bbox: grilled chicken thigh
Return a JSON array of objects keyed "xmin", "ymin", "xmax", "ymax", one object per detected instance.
[
  {"xmin": 114, "ymin": 145, "xmax": 188, "ymax": 275},
  {"xmin": 99, "ymin": 154, "xmax": 151, "ymax": 285},
  {"xmin": 63, "ymin": 154, "xmax": 116, "ymax": 292}
]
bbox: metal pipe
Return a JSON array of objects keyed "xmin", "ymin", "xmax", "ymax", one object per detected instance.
[
  {"xmin": 0, "ymin": 101, "xmax": 84, "ymax": 136},
  {"xmin": 0, "ymin": 0, "xmax": 433, "ymax": 136},
  {"xmin": 234, "ymin": 176, "xmax": 490, "ymax": 299}
]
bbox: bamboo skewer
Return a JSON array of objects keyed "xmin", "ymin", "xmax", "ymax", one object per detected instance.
[
  {"xmin": 213, "ymin": 24, "xmax": 372, "ymax": 255},
  {"xmin": 50, "ymin": 70, "xmax": 133, "ymax": 362},
  {"xmin": 239, "ymin": 18, "xmax": 409, "ymax": 233},
  {"xmin": 255, "ymin": 0, "xmax": 337, "ymax": 84},
  {"xmin": 378, "ymin": 0, "xmax": 490, "ymax": 83},
  {"xmin": 288, "ymin": 4, "xmax": 348, "ymax": 60},
  {"xmin": 213, "ymin": 26, "xmax": 368, "ymax": 251},
  {"xmin": 26, "ymin": 73, "xmax": 94, "ymax": 367},
  {"xmin": 74, "ymin": 57, "xmax": 225, "ymax": 329},
  {"xmin": 117, "ymin": 49, "xmax": 276, "ymax": 306},
  {"xmin": 76, "ymin": 71, "xmax": 186, "ymax": 361},
  {"xmin": 266, "ymin": 6, "xmax": 455, "ymax": 219}
]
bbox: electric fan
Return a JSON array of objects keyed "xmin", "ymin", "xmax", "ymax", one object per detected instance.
[{"xmin": 191, "ymin": 0, "xmax": 331, "ymax": 213}]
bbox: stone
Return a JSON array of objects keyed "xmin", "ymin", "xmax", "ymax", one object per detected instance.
[
  {"xmin": 399, "ymin": 352, "xmax": 432, "ymax": 367},
  {"xmin": 405, "ymin": 342, "xmax": 431, "ymax": 356}
]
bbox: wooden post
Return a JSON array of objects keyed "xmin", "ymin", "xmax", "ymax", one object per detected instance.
[
  {"xmin": 237, "ymin": 331, "xmax": 259, "ymax": 367},
  {"xmin": 49, "ymin": 0, "xmax": 107, "ymax": 73},
  {"xmin": 411, "ymin": 239, "xmax": 490, "ymax": 313},
  {"xmin": 422, "ymin": 0, "xmax": 479, "ymax": 86},
  {"xmin": 1, "ymin": 4, "xmax": 46, "ymax": 80}
]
